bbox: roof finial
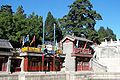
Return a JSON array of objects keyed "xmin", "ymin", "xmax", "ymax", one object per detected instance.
[
  {"xmin": 105, "ymin": 39, "xmax": 107, "ymax": 43},
  {"xmin": 110, "ymin": 38, "xmax": 113, "ymax": 43},
  {"xmin": 117, "ymin": 39, "xmax": 119, "ymax": 44}
]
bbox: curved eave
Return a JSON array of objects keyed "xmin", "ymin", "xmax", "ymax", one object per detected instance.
[{"xmin": 0, "ymin": 51, "xmax": 13, "ymax": 56}]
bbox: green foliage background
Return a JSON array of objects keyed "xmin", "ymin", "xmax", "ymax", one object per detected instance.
[{"xmin": 0, "ymin": 0, "xmax": 116, "ymax": 47}]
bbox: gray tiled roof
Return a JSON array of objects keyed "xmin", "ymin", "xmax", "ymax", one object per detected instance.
[
  {"xmin": 73, "ymin": 36, "xmax": 93, "ymax": 43},
  {"xmin": 0, "ymin": 39, "xmax": 13, "ymax": 49},
  {"xmin": 63, "ymin": 35, "xmax": 93, "ymax": 43}
]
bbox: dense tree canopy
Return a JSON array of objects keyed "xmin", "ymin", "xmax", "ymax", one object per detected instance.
[
  {"xmin": 98, "ymin": 26, "xmax": 116, "ymax": 42},
  {"xmin": 45, "ymin": 11, "xmax": 62, "ymax": 42},
  {"xmin": 45, "ymin": 11, "xmax": 56, "ymax": 41},
  {"xmin": 25, "ymin": 12, "xmax": 43, "ymax": 46},
  {"xmin": 12, "ymin": 5, "xmax": 26, "ymax": 41},
  {"xmin": 0, "ymin": 5, "xmax": 13, "ymax": 39},
  {"xmin": 59, "ymin": 0, "xmax": 102, "ymax": 39},
  {"xmin": 0, "ymin": 1, "xmax": 117, "ymax": 48},
  {"xmin": 0, "ymin": 5, "xmax": 43, "ymax": 47}
]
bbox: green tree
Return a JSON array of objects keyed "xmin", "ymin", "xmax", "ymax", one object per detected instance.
[
  {"xmin": 84, "ymin": 28, "xmax": 98, "ymax": 40},
  {"xmin": 98, "ymin": 26, "xmax": 116, "ymax": 42},
  {"xmin": 55, "ymin": 20, "xmax": 63, "ymax": 42},
  {"xmin": 45, "ymin": 11, "xmax": 62, "ymax": 42},
  {"xmin": 12, "ymin": 6, "xmax": 43, "ymax": 47},
  {"xmin": 0, "ymin": 5, "xmax": 43, "ymax": 47},
  {"xmin": 98, "ymin": 26, "xmax": 107, "ymax": 41},
  {"xmin": 10, "ymin": 5, "xmax": 27, "ymax": 47},
  {"xmin": 27, "ymin": 12, "xmax": 43, "ymax": 46},
  {"xmin": 59, "ymin": 0, "xmax": 102, "ymax": 38},
  {"xmin": 106, "ymin": 27, "xmax": 116, "ymax": 40},
  {"xmin": 0, "ymin": 5, "xmax": 13, "ymax": 39},
  {"xmin": 0, "ymin": 5, "xmax": 13, "ymax": 14},
  {"xmin": 12, "ymin": 5, "xmax": 26, "ymax": 40}
]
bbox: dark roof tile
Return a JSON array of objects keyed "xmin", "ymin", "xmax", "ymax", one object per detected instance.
[{"xmin": 0, "ymin": 39, "xmax": 13, "ymax": 49}]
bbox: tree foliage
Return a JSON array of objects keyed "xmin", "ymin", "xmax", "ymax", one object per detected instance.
[
  {"xmin": 59, "ymin": 0, "xmax": 102, "ymax": 39},
  {"xmin": 0, "ymin": 5, "xmax": 13, "ymax": 39},
  {"xmin": 98, "ymin": 26, "xmax": 116, "ymax": 42},
  {"xmin": 26, "ymin": 12, "xmax": 43, "ymax": 46},
  {"xmin": 106, "ymin": 27, "xmax": 116, "ymax": 40},
  {"xmin": 0, "ymin": 3, "xmax": 117, "ymax": 48},
  {"xmin": 45, "ymin": 11, "xmax": 62, "ymax": 42},
  {"xmin": 0, "ymin": 5, "xmax": 43, "ymax": 47},
  {"xmin": 12, "ymin": 5, "xmax": 26, "ymax": 41}
]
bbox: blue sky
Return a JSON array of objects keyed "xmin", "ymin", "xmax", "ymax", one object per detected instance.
[{"xmin": 0, "ymin": 0, "xmax": 120, "ymax": 39}]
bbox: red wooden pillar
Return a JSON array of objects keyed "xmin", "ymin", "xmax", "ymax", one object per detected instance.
[
  {"xmin": 24, "ymin": 56, "xmax": 28, "ymax": 71},
  {"xmin": 83, "ymin": 42, "xmax": 87, "ymax": 49},
  {"xmin": 42, "ymin": 53, "xmax": 44, "ymax": 71},
  {"xmin": 53, "ymin": 55, "xmax": 55, "ymax": 71},
  {"xmin": 77, "ymin": 62, "xmax": 83, "ymax": 71},
  {"xmin": 50, "ymin": 59, "xmax": 53, "ymax": 71},
  {"xmin": 88, "ymin": 62, "xmax": 91, "ymax": 71},
  {"xmin": 60, "ymin": 59, "xmax": 62, "ymax": 71},
  {"xmin": 81, "ymin": 62, "xmax": 83, "ymax": 71},
  {"xmin": 2, "ymin": 63, "xmax": 7, "ymax": 71}
]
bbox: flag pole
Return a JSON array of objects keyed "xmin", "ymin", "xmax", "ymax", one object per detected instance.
[
  {"xmin": 42, "ymin": 22, "xmax": 45, "ymax": 71},
  {"xmin": 54, "ymin": 23, "xmax": 55, "ymax": 47},
  {"xmin": 34, "ymin": 36, "xmax": 35, "ymax": 47},
  {"xmin": 42, "ymin": 22, "xmax": 45, "ymax": 45},
  {"xmin": 53, "ymin": 23, "xmax": 56, "ymax": 71},
  {"xmin": 22, "ymin": 36, "xmax": 25, "ymax": 47}
]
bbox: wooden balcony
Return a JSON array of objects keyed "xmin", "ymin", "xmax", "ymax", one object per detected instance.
[
  {"xmin": 72, "ymin": 48, "xmax": 92, "ymax": 57},
  {"xmin": 73, "ymin": 48, "xmax": 91, "ymax": 54}
]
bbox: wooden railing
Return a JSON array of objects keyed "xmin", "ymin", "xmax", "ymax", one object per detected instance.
[
  {"xmin": 73, "ymin": 48, "xmax": 91, "ymax": 54},
  {"xmin": 91, "ymin": 58, "xmax": 107, "ymax": 72}
]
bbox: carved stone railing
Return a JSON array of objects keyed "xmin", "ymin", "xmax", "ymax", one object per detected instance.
[{"xmin": 90, "ymin": 58, "xmax": 107, "ymax": 72}]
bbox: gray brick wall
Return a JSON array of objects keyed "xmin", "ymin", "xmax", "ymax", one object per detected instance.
[{"xmin": 63, "ymin": 42, "xmax": 75, "ymax": 71}]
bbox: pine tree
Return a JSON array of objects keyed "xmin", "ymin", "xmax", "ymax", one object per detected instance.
[
  {"xmin": 45, "ymin": 11, "xmax": 62, "ymax": 42},
  {"xmin": 59, "ymin": 0, "xmax": 102, "ymax": 38}
]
